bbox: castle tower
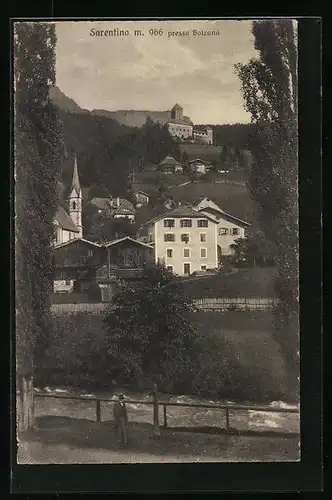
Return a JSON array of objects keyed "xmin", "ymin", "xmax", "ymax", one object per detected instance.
[
  {"xmin": 171, "ymin": 103, "xmax": 183, "ymax": 121},
  {"xmin": 68, "ymin": 154, "xmax": 83, "ymax": 238}
]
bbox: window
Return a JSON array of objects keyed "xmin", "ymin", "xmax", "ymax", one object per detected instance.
[
  {"xmin": 65, "ymin": 280, "xmax": 71, "ymax": 286},
  {"xmin": 181, "ymin": 233, "xmax": 190, "ymax": 243},
  {"xmin": 88, "ymin": 249, "xmax": 93, "ymax": 257},
  {"xmin": 166, "ymin": 248, "xmax": 173, "ymax": 258},
  {"xmin": 219, "ymin": 228, "xmax": 229, "ymax": 235},
  {"xmin": 148, "ymin": 233, "xmax": 153, "ymax": 242},
  {"xmin": 200, "ymin": 233, "xmax": 206, "ymax": 242},
  {"xmin": 167, "ymin": 265, "xmax": 174, "ymax": 273},
  {"xmin": 180, "ymin": 219, "xmax": 192, "ymax": 228},
  {"xmin": 197, "ymin": 219, "xmax": 208, "ymax": 228},
  {"xmin": 231, "ymin": 228, "xmax": 240, "ymax": 236},
  {"xmin": 184, "ymin": 263, "xmax": 191, "ymax": 275},
  {"xmin": 164, "ymin": 219, "xmax": 175, "ymax": 228},
  {"xmin": 200, "ymin": 248, "xmax": 207, "ymax": 258},
  {"xmin": 183, "ymin": 248, "xmax": 190, "ymax": 258},
  {"xmin": 201, "ymin": 265, "xmax": 207, "ymax": 271},
  {"xmin": 164, "ymin": 233, "xmax": 175, "ymax": 242}
]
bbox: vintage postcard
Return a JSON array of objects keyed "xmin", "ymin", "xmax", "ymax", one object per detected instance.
[{"xmin": 14, "ymin": 19, "xmax": 300, "ymax": 466}]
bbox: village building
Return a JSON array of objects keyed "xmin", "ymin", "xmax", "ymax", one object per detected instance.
[
  {"xmin": 143, "ymin": 204, "xmax": 218, "ymax": 276},
  {"xmin": 159, "ymin": 155, "xmax": 183, "ymax": 175},
  {"xmin": 53, "ymin": 155, "xmax": 83, "ymax": 245},
  {"xmin": 108, "ymin": 197, "xmax": 136, "ymax": 221},
  {"xmin": 133, "ymin": 190, "xmax": 150, "ymax": 206},
  {"xmin": 53, "ymin": 238, "xmax": 105, "ymax": 292},
  {"xmin": 194, "ymin": 197, "xmax": 250, "ymax": 257},
  {"xmin": 187, "ymin": 158, "xmax": 213, "ymax": 175},
  {"xmin": 193, "ymin": 125, "xmax": 214, "ymax": 145},
  {"xmin": 166, "ymin": 104, "xmax": 193, "ymax": 140}
]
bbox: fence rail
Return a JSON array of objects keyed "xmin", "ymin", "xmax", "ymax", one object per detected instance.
[
  {"xmin": 33, "ymin": 391, "xmax": 299, "ymax": 434},
  {"xmin": 51, "ymin": 297, "xmax": 278, "ymax": 314}
]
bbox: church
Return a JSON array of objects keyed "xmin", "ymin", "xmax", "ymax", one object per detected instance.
[{"xmin": 53, "ymin": 155, "xmax": 83, "ymax": 245}]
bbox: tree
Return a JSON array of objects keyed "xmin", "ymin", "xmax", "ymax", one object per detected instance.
[
  {"xmin": 235, "ymin": 20, "xmax": 298, "ymax": 399},
  {"xmin": 230, "ymin": 233, "xmax": 276, "ymax": 267},
  {"xmin": 103, "ymin": 262, "xmax": 199, "ymax": 392},
  {"xmin": 14, "ymin": 22, "xmax": 63, "ymax": 431}
]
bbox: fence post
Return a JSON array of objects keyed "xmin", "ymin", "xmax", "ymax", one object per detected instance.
[
  {"xmin": 152, "ymin": 383, "xmax": 160, "ymax": 436},
  {"xmin": 163, "ymin": 404, "xmax": 167, "ymax": 428},
  {"xmin": 96, "ymin": 399, "xmax": 101, "ymax": 423},
  {"xmin": 225, "ymin": 407, "xmax": 230, "ymax": 432}
]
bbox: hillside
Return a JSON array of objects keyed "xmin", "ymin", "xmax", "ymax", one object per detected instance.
[
  {"xmin": 92, "ymin": 109, "xmax": 172, "ymax": 128},
  {"xmin": 168, "ymin": 180, "xmax": 257, "ymax": 225},
  {"xmin": 49, "ymin": 86, "xmax": 88, "ymax": 114}
]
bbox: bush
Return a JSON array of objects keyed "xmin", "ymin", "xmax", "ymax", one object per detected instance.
[{"xmin": 36, "ymin": 312, "xmax": 287, "ymax": 402}]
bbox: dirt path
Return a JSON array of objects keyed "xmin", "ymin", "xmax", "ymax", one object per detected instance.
[{"xmin": 17, "ymin": 417, "xmax": 300, "ymax": 464}]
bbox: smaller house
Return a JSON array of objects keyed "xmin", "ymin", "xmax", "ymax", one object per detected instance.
[
  {"xmin": 188, "ymin": 158, "xmax": 212, "ymax": 175},
  {"xmin": 109, "ymin": 197, "xmax": 136, "ymax": 222},
  {"xmin": 194, "ymin": 198, "xmax": 250, "ymax": 257},
  {"xmin": 53, "ymin": 238, "xmax": 105, "ymax": 292},
  {"xmin": 159, "ymin": 155, "xmax": 183, "ymax": 174},
  {"xmin": 133, "ymin": 190, "xmax": 150, "ymax": 207},
  {"xmin": 193, "ymin": 125, "xmax": 214, "ymax": 145}
]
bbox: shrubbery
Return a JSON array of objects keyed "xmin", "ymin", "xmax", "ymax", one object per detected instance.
[{"xmin": 35, "ymin": 312, "xmax": 287, "ymax": 402}]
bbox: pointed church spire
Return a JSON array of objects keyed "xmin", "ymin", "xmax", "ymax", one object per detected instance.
[{"xmin": 71, "ymin": 154, "xmax": 81, "ymax": 195}]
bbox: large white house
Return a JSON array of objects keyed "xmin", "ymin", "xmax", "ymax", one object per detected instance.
[
  {"xmin": 53, "ymin": 156, "xmax": 83, "ymax": 245},
  {"xmin": 194, "ymin": 197, "xmax": 250, "ymax": 256},
  {"xmin": 144, "ymin": 204, "xmax": 219, "ymax": 276}
]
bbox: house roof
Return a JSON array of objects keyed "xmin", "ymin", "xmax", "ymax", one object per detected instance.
[
  {"xmin": 90, "ymin": 197, "xmax": 112, "ymax": 210},
  {"xmin": 144, "ymin": 204, "xmax": 218, "ymax": 225},
  {"xmin": 135, "ymin": 190, "xmax": 150, "ymax": 197},
  {"xmin": 172, "ymin": 103, "xmax": 182, "ymax": 109},
  {"xmin": 53, "ymin": 238, "xmax": 103, "ymax": 249},
  {"xmin": 167, "ymin": 118, "xmax": 193, "ymax": 126},
  {"xmin": 103, "ymin": 236, "xmax": 154, "ymax": 249},
  {"xmin": 189, "ymin": 158, "xmax": 212, "ymax": 164},
  {"xmin": 159, "ymin": 155, "xmax": 182, "ymax": 166},
  {"xmin": 112, "ymin": 198, "xmax": 136, "ymax": 215},
  {"xmin": 54, "ymin": 206, "xmax": 79, "ymax": 232},
  {"xmin": 198, "ymin": 206, "xmax": 250, "ymax": 227}
]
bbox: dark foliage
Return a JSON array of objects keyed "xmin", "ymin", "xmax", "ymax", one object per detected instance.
[{"xmin": 14, "ymin": 22, "xmax": 63, "ymax": 383}]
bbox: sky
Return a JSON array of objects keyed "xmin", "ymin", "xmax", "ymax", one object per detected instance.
[{"xmin": 55, "ymin": 20, "xmax": 258, "ymax": 124}]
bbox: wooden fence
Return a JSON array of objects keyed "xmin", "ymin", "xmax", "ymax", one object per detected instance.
[
  {"xmin": 194, "ymin": 297, "xmax": 279, "ymax": 312},
  {"xmin": 51, "ymin": 297, "xmax": 278, "ymax": 314},
  {"xmin": 33, "ymin": 391, "xmax": 299, "ymax": 436}
]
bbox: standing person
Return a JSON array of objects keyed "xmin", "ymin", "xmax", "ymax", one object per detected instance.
[{"xmin": 113, "ymin": 394, "xmax": 128, "ymax": 446}]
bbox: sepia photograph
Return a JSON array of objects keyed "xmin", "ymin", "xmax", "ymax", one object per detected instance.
[{"xmin": 14, "ymin": 18, "xmax": 300, "ymax": 465}]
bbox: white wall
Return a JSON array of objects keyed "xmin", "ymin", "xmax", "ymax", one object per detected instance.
[{"xmin": 154, "ymin": 217, "xmax": 218, "ymax": 275}]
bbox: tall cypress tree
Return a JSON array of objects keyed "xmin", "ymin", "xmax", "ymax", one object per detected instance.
[
  {"xmin": 235, "ymin": 20, "xmax": 299, "ymax": 399},
  {"xmin": 14, "ymin": 22, "xmax": 63, "ymax": 430}
]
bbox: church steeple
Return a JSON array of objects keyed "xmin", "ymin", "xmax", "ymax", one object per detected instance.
[
  {"xmin": 71, "ymin": 154, "xmax": 81, "ymax": 196},
  {"xmin": 68, "ymin": 154, "xmax": 83, "ymax": 238}
]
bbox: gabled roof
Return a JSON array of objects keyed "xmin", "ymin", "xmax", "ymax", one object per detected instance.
[
  {"xmin": 189, "ymin": 158, "xmax": 211, "ymax": 164},
  {"xmin": 159, "ymin": 155, "xmax": 182, "ymax": 166},
  {"xmin": 54, "ymin": 206, "xmax": 79, "ymax": 232},
  {"xmin": 112, "ymin": 198, "xmax": 136, "ymax": 215},
  {"xmin": 53, "ymin": 238, "xmax": 103, "ymax": 249},
  {"xmin": 103, "ymin": 236, "xmax": 154, "ymax": 249},
  {"xmin": 144, "ymin": 204, "xmax": 218, "ymax": 225},
  {"xmin": 135, "ymin": 190, "xmax": 150, "ymax": 197},
  {"xmin": 198, "ymin": 206, "xmax": 250, "ymax": 227}
]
